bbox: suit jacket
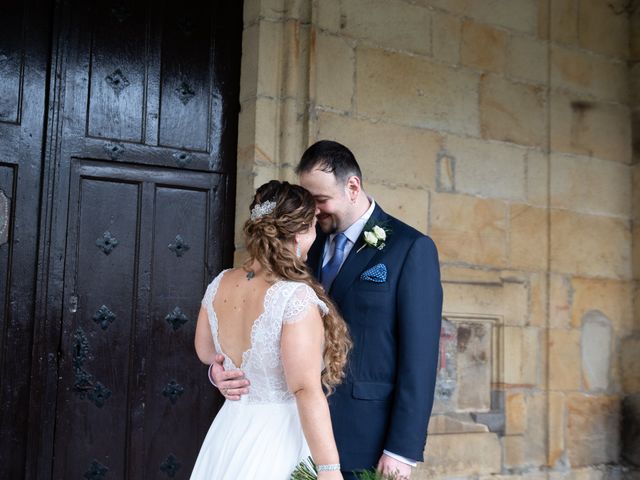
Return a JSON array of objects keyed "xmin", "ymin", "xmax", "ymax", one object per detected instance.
[{"xmin": 307, "ymin": 204, "xmax": 443, "ymax": 471}]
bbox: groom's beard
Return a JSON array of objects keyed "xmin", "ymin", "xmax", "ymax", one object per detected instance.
[{"xmin": 317, "ymin": 213, "xmax": 338, "ymax": 234}]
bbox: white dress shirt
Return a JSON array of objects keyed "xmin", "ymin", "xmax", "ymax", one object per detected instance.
[
  {"xmin": 322, "ymin": 198, "xmax": 417, "ymax": 468},
  {"xmin": 322, "ymin": 198, "xmax": 376, "ymax": 268}
]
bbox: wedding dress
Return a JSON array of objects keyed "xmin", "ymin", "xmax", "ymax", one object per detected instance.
[{"xmin": 190, "ymin": 270, "xmax": 328, "ymax": 480}]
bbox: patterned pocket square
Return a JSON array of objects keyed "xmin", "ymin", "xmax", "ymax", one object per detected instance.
[{"xmin": 360, "ymin": 263, "xmax": 387, "ymax": 283}]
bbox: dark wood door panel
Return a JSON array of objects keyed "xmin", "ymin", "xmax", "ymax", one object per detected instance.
[
  {"xmin": 0, "ymin": 1, "xmax": 51, "ymax": 478},
  {"xmin": 6, "ymin": 1, "xmax": 242, "ymax": 478},
  {"xmin": 60, "ymin": 0, "xmax": 239, "ymax": 170},
  {"xmin": 51, "ymin": 159, "xmax": 227, "ymax": 479}
]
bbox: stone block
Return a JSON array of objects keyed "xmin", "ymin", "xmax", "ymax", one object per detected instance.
[
  {"xmin": 551, "ymin": 45, "xmax": 629, "ymax": 104},
  {"xmin": 581, "ymin": 311, "xmax": 613, "ymax": 391},
  {"xmin": 365, "ymin": 182, "xmax": 429, "ymax": 233},
  {"xmin": 427, "ymin": 414, "xmax": 489, "ymax": 434},
  {"xmin": 526, "ymin": 150, "xmax": 549, "ymax": 207},
  {"xmin": 257, "ymin": 20, "xmax": 285, "ymax": 99},
  {"xmin": 461, "ymin": 20, "xmax": 507, "ymax": 73},
  {"xmin": 578, "ymin": 0, "xmax": 630, "ymax": 59},
  {"xmin": 233, "ymin": 246, "xmax": 249, "ymax": 267},
  {"xmin": 503, "ymin": 281, "xmax": 529, "ymax": 326},
  {"xmin": 277, "ymin": 97, "xmax": 309, "ymax": 168},
  {"xmin": 480, "ymin": 74, "xmax": 546, "ymax": 147},
  {"xmin": 442, "ymin": 282, "xmax": 504, "ymax": 318},
  {"xmin": 550, "ymin": 210, "xmax": 632, "ymax": 280},
  {"xmin": 507, "ymin": 35, "xmax": 548, "ymax": 85},
  {"xmin": 509, "ymin": 204, "xmax": 548, "ymax": 270},
  {"xmin": 567, "ymin": 394, "xmax": 621, "ymax": 467},
  {"xmin": 506, "ymin": 392, "xmax": 527, "ymax": 435},
  {"xmin": 421, "ymin": 0, "xmax": 538, "ymax": 35},
  {"xmin": 255, "ymin": 0, "xmax": 311, "ymax": 22},
  {"xmin": 237, "ymin": 97, "xmax": 279, "ymax": 165},
  {"xmin": 432, "ymin": 10, "xmax": 461, "ymax": 65},
  {"xmin": 240, "ymin": 23, "xmax": 260, "ymax": 102},
  {"xmin": 569, "ymin": 468, "xmax": 607, "ymax": 480},
  {"xmin": 339, "ymin": 0, "xmax": 432, "ymax": 55},
  {"xmin": 441, "ymin": 265, "xmax": 503, "ymax": 285},
  {"xmin": 504, "ymin": 326, "xmax": 539, "ymax": 386},
  {"xmin": 429, "ymin": 193, "xmax": 508, "ymax": 267},
  {"xmin": 549, "ymin": 274, "xmax": 572, "ymax": 329},
  {"xmin": 549, "ymin": 391, "xmax": 567, "ymax": 466},
  {"xmin": 550, "ymin": 92, "xmax": 632, "ymax": 164},
  {"xmin": 356, "ymin": 47, "xmax": 480, "ymax": 135},
  {"xmin": 622, "ymin": 335, "xmax": 640, "ymax": 393},
  {"xmin": 571, "ymin": 278, "xmax": 634, "ymax": 333},
  {"xmin": 417, "ymin": 432, "xmax": 502, "ymax": 477},
  {"xmin": 314, "ymin": 32, "xmax": 354, "ymax": 112},
  {"xmin": 548, "ymin": 0, "xmax": 579, "ymax": 45},
  {"xmin": 550, "ymin": 153, "xmax": 632, "ymax": 218},
  {"xmin": 549, "ymin": 328, "xmax": 582, "ymax": 390},
  {"xmin": 443, "ymin": 134, "xmax": 527, "ymax": 200},
  {"xmin": 529, "ymin": 272, "xmax": 548, "ymax": 327},
  {"xmin": 503, "ymin": 434, "xmax": 526, "ymax": 468},
  {"xmin": 316, "ymin": 112, "xmax": 441, "ymax": 189},
  {"xmin": 524, "ymin": 392, "xmax": 548, "ymax": 466},
  {"xmin": 316, "ymin": 0, "xmax": 342, "ymax": 32},
  {"xmin": 281, "ymin": 20, "xmax": 313, "ymax": 101}
]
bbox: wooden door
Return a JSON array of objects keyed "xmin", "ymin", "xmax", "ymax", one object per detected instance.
[
  {"xmin": 23, "ymin": 1, "xmax": 242, "ymax": 478},
  {"xmin": 0, "ymin": 1, "xmax": 52, "ymax": 478}
]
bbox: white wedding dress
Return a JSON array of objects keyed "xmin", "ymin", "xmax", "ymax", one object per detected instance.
[{"xmin": 190, "ymin": 270, "xmax": 329, "ymax": 480}]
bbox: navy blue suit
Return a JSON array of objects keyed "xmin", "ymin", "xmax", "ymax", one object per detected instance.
[{"xmin": 307, "ymin": 204, "xmax": 443, "ymax": 473}]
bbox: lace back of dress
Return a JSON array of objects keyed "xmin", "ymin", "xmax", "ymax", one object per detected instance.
[{"xmin": 204, "ymin": 272, "xmax": 328, "ymax": 404}]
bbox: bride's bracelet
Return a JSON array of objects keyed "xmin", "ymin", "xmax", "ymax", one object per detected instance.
[{"xmin": 317, "ymin": 463, "xmax": 340, "ymax": 472}]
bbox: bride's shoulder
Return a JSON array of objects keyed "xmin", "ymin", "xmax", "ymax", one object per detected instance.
[
  {"xmin": 279, "ymin": 281, "xmax": 329, "ymax": 316},
  {"xmin": 279, "ymin": 279, "xmax": 315, "ymax": 296}
]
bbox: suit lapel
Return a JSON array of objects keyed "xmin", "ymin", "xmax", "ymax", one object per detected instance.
[{"xmin": 330, "ymin": 204, "xmax": 387, "ymax": 304}]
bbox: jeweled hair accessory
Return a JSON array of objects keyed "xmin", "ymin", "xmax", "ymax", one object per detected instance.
[{"xmin": 250, "ymin": 199, "xmax": 276, "ymax": 220}]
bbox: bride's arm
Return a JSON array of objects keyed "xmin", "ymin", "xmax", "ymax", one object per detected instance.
[
  {"xmin": 281, "ymin": 307, "xmax": 342, "ymax": 479},
  {"xmin": 194, "ymin": 306, "xmax": 217, "ymax": 364}
]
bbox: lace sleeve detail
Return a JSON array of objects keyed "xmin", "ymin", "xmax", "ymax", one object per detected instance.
[
  {"xmin": 200, "ymin": 269, "xmax": 228, "ymax": 309},
  {"xmin": 282, "ymin": 283, "xmax": 329, "ymax": 325}
]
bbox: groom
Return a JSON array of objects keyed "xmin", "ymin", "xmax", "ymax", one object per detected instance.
[{"xmin": 211, "ymin": 141, "xmax": 442, "ymax": 478}]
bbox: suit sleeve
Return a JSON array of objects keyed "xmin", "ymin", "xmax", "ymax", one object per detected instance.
[{"xmin": 384, "ymin": 235, "xmax": 443, "ymax": 461}]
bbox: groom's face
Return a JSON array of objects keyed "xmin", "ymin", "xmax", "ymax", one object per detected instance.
[{"xmin": 299, "ymin": 168, "xmax": 351, "ymax": 234}]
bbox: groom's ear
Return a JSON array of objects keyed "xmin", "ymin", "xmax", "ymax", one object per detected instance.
[{"xmin": 345, "ymin": 175, "xmax": 361, "ymax": 202}]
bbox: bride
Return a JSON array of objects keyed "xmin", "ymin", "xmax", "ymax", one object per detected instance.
[{"xmin": 191, "ymin": 180, "xmax": 351, "ymax": 480}]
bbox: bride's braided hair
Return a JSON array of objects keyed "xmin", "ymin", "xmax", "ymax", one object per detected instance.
[{"xmin": 243, "ymin": 180, "xmax": 351, "ymax": 394}]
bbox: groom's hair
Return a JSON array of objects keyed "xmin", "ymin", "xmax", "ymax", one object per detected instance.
[{"xmin": 296, "ymin": 140, "xmax": 363, "ymax": 185}]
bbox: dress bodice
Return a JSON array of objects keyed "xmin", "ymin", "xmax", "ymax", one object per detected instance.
[{"xmin": 202, "ymin": 270, "xmax": 328, "ymax": 404}]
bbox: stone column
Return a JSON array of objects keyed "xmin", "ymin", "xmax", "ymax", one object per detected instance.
[{"xmin": 235, "ymin": 0, "xmax": 313, "ymax": 261}]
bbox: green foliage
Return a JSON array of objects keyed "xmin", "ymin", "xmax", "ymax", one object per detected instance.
[{"xmin": 291, "ymin": 457, "xmax": 398, "ymax": 480}]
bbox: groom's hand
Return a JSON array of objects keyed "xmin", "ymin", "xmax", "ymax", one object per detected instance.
[
  {"xmin": 210, "ymin": 354, "xmax": 250, "ymax": 401},
  {"xmin": 377, "ymin": 453, "xmax": 412, "ymax": 479}
]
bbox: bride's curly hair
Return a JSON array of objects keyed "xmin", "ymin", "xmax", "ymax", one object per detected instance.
[{"xmin": 243, "ymin": 180, "xmax": 351, "ymax": 394}]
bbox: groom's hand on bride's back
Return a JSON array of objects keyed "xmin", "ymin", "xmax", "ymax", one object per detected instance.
[{"xmin": 209, "ymin": 354, "xmax": 250, "ymax": 401}]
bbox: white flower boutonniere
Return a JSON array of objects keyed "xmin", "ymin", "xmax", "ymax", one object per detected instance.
[{"xmin": 357, "ymin": 223, "xmax": 390, "ymax": 253}]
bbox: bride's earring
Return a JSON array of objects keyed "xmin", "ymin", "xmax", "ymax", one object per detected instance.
[{"xmin": 295, "ymin": 243, "xmax": 301, "ymax": 258}]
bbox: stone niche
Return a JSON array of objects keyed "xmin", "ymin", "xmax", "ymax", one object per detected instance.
[{"xmin": 417, "ymin": 272, "xmax": 529, "ymax": 479}]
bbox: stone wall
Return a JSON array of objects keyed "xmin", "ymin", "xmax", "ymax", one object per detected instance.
[{"xmin": 236, "ymin": 0, "xmax": 639, "ymax": 478}]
